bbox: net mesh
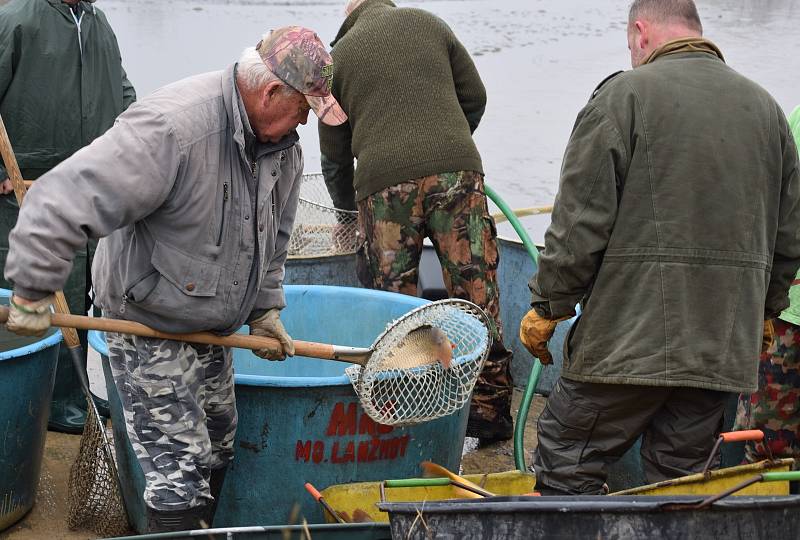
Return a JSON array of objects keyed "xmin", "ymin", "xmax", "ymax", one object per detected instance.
[
  {"xmin": 346, "ymin": 299, "xmax": 490, "ymax": 426},
  {"xmin": 288, "ymin": 173, "xmax": 358, "ymax": 258},
  {"xmin": 67, "ymin": 399, "xmax": 129, "ymax": 536}
]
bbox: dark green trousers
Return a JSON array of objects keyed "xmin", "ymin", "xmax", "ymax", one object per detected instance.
[
  {"xmin": 0, "ymin": 197, "xmax": 93, "ymax": 433},
  {"xmin": 533, "ymin": 377, "xmax": 731, "ymax": 495}
]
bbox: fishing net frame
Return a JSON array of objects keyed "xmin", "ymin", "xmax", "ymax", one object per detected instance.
[
  {"xmin": 346, "ymin": 299, "xmax": 491, "ymax": 426},
  {"xmin": 67, "ymin": 395, "xmax": 130, "ymax": 536},
  {"xmin": 288, "ymin": 173, "xmax": 359, "ymax": 258}
]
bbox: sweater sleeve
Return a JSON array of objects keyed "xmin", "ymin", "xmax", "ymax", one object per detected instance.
[
  {"xmin": 766, "ymin": 114, "xmax": 800, "ymax": 318},
  {"xmin": 528, "ymin": 104, "xmax": 627, "ymax": 318},
  {"xmin": 5, "ymin": 103, "xmax": 180, "ymax": 298},
  {"xmin": 448, "ymin": 31, "xmax": 486, "ymax": 134},
  {"xmin": 319, "ymin": 120, "xmax": 356, "ymax": 211}
]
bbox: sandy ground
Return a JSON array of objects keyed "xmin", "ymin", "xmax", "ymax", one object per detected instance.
[{"xmin": 1, "ymin": 390, "xmax": 545, "ymax": 539}]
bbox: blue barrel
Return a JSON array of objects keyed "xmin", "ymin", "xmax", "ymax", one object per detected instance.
[
  {"xmin": 89, "ymin": 285, "xmax": 470, "ymax": 531},
  {"xmin": 0, "ymin": 289, "xmax": 61, "ymax": 531}
]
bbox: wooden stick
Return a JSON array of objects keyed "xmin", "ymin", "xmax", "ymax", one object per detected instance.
[
  {"xmin": 491, "ymin": 205, "xmax": 553, "ymax": 224},
  {"xmin": 0, "ymin": 115, "xmax": 83, "ymax": 351},
  {"xmin": 0, "ymin": 305, "xmax": 364, "ymax": 363}
]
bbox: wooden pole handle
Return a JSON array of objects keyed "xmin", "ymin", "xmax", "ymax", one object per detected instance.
[
  {"xmin": 0, "ymin": 305, "xmax": 341, "ymax": 360},
  {"xmin": 0, "ymin": 114, "xmax": 81, "ymax": 349}
]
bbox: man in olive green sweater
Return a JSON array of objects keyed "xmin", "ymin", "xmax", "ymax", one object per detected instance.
[
  {"xmin": 319, "ymin": 0, "xmax": 514, "ymax": 442},
  {"xmin": 520, "ymin": 0, "xmax": 800, "ymax": 494}
]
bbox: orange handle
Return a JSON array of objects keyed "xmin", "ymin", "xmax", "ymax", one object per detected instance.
[
  {"xmin": 304, "ymin": 482, "xmax": 322, "ymax": 501},
  {"xmin": 721, "ymin": 430, "xmax": 764, "ymax": 443}
]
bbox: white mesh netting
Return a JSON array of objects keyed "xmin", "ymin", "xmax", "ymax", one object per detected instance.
[
  {"xmin": 288, "ymin": 173, "xmax": 358, "ymax": 258},
  {"xmin": 346, "ymin": 299, "xmax": 491, "ymax": 426}
]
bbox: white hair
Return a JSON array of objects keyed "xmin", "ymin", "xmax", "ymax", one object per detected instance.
[
  {"xmin": 236, "ymin": 45, "xmax": 293, "ymax": 93},
  {"xmin": 344, "ymin": 0, "xmax": 368, "ymax": 16}
]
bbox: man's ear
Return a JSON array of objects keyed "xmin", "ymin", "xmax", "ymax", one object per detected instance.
[
  {"xmin": 634, "ymin": 20, "xmax": 648, "ymax": 49},
  {"xmin": 262, "ymin": 80, "xmax": 283, "ymax": 106}
]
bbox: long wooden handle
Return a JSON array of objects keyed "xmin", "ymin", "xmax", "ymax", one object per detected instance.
[
  {"xmin": 0, "ymin": 305, "xmax": 348, "ymax": 361},
  {"xmin": 0, "ymin": 115, "xmax": 82, "ymax": 349}
]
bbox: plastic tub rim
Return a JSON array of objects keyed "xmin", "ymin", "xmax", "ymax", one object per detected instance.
[{"xmin": 88, "ymin": 285, "xmax": 429, "ymax": 388}]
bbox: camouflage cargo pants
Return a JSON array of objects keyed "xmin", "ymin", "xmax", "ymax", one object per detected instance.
[
  {"xmin": 733, "ymin": 318, "xmax": 800, "ymax": 461},
  {"xmin": 356, "ymin": 171, "xmax": 513, "ymax": 424},
  {"xmin": 106, "ymin": 332, "xmax": 237, "ymax": 511}
]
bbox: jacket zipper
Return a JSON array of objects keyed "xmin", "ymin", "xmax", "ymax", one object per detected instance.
[
  {"xmin": 69, "ymin": 8, "xmax": 84, "ymax": 58},
  {"xmin": 216, "ymin": 182, "xmax": 229, "ymax": 246},
  {"xmin": 120, "ymin": 268, "xmax": 159, "ymax": 314}
]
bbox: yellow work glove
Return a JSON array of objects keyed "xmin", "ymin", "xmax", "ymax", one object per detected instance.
[
  {"xmin": 7, "ymin": 294, "xmax": 55, "ymax": 337},
  {"xmin": 519, "ymin": 309, "xmax": 571, "ymax": 365},
  {"xmin": 762, "ymin": 319, "xmax": 775, "ymax": 354},
  {"xmin": 250, "ymin": 308, "xmax": 295, "ymax": 361}
]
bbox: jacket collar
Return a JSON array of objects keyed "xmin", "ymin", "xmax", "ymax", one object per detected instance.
[
  {"xmin": 643, "ymin": 37, "xmax": 725, "ymax": 65},
  {"xmin": 331, "ymin": 0, "xmax": 395, "ymax": 47},
  {"xmin": 223, "ymin": 64, "xmax": 299, "ymax": 162},
  {"xmin": 46, "ymin": 0, "xmax": 95, "ymax": 20}
]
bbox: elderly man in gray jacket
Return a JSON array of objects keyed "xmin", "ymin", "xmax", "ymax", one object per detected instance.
[{"xmin": 4, "ymin": 26, "xmax": 345, "ymax": 532}]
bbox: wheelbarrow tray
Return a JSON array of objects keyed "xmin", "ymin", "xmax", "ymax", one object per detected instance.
[
  {"xmin": 320, "ymin": 469, "xmax": 535, "ymax": 523},
  {"xmin": 378, "ymin": 495, "xmax": 800, "ymax": 540},
  {"xmin": 610, "ymin": 458, "xmax": 794, "ymax": 496}
]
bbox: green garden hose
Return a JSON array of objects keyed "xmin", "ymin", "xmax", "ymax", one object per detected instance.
[{"xmin": 483, "ymin": 184, "xmax": 543, "ymax": 472}]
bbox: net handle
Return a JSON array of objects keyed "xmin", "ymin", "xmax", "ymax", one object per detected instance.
[{"xmin": 0, "ymin": 306, "xmax": 372, "ymax": 365}]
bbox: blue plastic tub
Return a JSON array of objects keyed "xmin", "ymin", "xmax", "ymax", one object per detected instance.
[
  {"xmin": 0, "ymin": 288, "xmax": 62, "ymax": 531},
  {"xmin": 90, "ymin": 285, "xmax": 471, "ymax": 531}
]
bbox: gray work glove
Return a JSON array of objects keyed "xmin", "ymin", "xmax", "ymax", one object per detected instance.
[
  {"xmin": 7, "ymin": 295, "xmax": 55, "ymax": 337},
  {"xmin": 249, "ymin": 308, "xmax": 295, "ymax": 360}
]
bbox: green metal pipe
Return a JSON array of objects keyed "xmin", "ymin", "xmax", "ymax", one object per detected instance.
[
  {"xmin": 483, "ymin": 184, "xmax": 543, "ymax": 472},
  {"xmin": 762, "ymin": 471, "xmax": 800, "ymax": 482}
]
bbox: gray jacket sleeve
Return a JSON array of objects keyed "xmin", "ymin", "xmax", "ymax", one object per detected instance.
[
  {"xmin": 766, "ymin": 116, "xmax": 800, "ymax": 318},
  {"xmin": 5, "ymin": 104, "xmax": 180, "ymax": 298},
  {"xmin": 528, "ymin": 104, "xmax": 627, "ymax": 318},
  {"xmin": 252, "ymin": 151, "xmax": 303, "ymax": 313}
]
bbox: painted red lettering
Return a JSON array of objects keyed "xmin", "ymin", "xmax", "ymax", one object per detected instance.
[
  {"xmin": 398, "ymin": 435, "xmax": 410, "ymax": 457},
  {"xmin": 326, "ymin": 402, "xmax": 357, "ymax": 436},
  {"xmin": 331, "ymin": 441, "xmax": 343, "ymax": 463},
  {"xmin": 295, "ymin": 440, "xmax": 311, "ymax": 462},
  {"xmin": 342, "ymin": 441, "xmax": 355, "ymax": 463},
  {"xmin": 358, "ymin": 440, "xmax": 370, "ymax": 462},
  {"xmin": 369, "ymin": 438, "xmax": 380, "ymax": 461},
  {"xmin": 312, "ymin": 441, "xmax": 325, "ymax": 463}
]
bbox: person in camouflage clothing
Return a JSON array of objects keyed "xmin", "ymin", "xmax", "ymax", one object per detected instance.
[
  {"xmin": 319, "ymin": 0, "xmax": 514, "ymax": 442},
  {"xmin": 4, "ymin": 27, "xmax": 346, "ymax": 532},
  {"xmin": 733, "ymin": 104, "xmax": 800, "ymax": 465}
]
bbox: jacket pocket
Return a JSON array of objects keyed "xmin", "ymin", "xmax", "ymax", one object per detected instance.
[
  {"xmin": 127, "ymin": 241, "xmax": 225, "ymax": 326},
  {"xmin": 216, "ymin": 182, "xmax": 229, "ymax": 246},
  {"xmin": 150, "ymin": 240, "xmax": 221, "ymax": 297}
]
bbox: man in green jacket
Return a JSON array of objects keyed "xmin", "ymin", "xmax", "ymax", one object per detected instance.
[
  {"xmin": 318, "ymin": 0, "xmax": 515, "ymax": 443},
  {"xmin": 520, "ymin": 0, "xmax": 800, "ymax": 494},
  {"xmin": 0, "ymin": 0, "xmax": 136, "ymax": 432}
]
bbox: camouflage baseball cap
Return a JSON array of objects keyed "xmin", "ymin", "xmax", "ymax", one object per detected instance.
[{"xmin": 256, "ymin": 26, "xmax": 347, "ymax": 126}]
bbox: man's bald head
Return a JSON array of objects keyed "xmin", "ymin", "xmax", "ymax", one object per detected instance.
[{"xmin": 627, "ymin": 0, "xmax": 704, "ymax": 67}]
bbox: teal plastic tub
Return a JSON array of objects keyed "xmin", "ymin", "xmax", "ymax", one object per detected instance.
[
  {"xmin": 0, "ymin": 288, "xmax": 62, "ymax": 531},
  {"xmin": 90, "ymin": 285, "xmax": 470, "ymax": 532}
]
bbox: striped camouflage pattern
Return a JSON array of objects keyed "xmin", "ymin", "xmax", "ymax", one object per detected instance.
[
  {"xmin": 355, "ymin": 170, "xmax": 513, "ymax": 422},
  {"xmin": 106, "ymin": 332, "xmax": 237, "ymax": 511}
]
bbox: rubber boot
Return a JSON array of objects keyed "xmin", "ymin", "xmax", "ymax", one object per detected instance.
[
  {"xmin": 207, "ymin": 466, "xmax": 229, "ymax": 527},
  {"xmin": 145, "ymin": 504, "xmax": 212, "ymax": 533}
]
